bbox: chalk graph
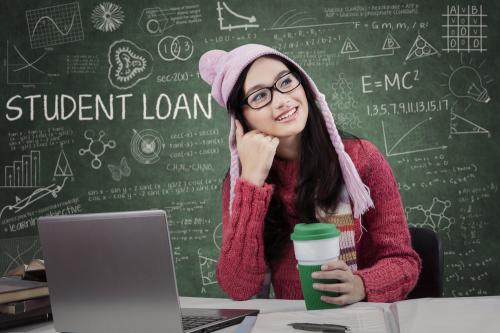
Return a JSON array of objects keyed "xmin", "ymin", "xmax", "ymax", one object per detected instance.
[
  {"xmin": 0, "ymin": 177, "xmax": 68, "ymax": 220},
  {"xmin": 26, "ymin": 2, "xmax": 84, "ymax": 49},
  {"xmin": 382, "ymin": 118, "xmax": 447, "ymax": 156},
  {"xmin": 5, "ymin": 41, "xmax": 58, "ymax": 86},
  {"xmin": 216, "ymin": 1, "xmax": 259, "ymax": 31}
]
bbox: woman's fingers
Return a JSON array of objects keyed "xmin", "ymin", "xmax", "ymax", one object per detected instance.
[
  {"xmin": 321, "ymin": 260, "xmax": 349, "ymax": 271},
  {"xmin": 310, "ymin": 260, "xmax": 366, "ymax": 305},
  {"xmin": 313, "ymin": 282, "xmax": 352, "ymax": 294},
  {"xmin": 320, "ymin": 294, "xmax": 351, "ymax": 306},
  {"xmin": 311, "ymin": 269, "xmax": 349, "ymax": 282},
  {"xmin": 311, "ymin": 270, "xmax": 367, "ymax": 306}
]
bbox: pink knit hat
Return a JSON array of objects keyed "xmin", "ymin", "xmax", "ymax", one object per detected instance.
[{"xmin": 199, "ymin": 44, "xmax": 374, "ymax": 218}]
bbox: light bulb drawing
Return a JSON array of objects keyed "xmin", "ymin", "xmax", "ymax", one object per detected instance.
[
  {"xmin": 440, "ymin": 56, "xmax": 494, "ymax": 139},
  {"xmin": 448, "ymin": 66, "xmax": 490, "ymax": 103}
]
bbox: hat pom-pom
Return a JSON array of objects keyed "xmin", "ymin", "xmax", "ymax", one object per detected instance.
[{"xmin": 199, "ymin": 49, "xmax": 227, "ymax": 85}]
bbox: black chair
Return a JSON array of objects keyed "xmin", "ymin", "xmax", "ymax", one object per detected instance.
[{"xmin": 407, "ymin": 226, "xmax": 444, "ymax": 299}]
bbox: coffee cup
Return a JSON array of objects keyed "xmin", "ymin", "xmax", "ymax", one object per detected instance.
[{"xmin": 291, "ymin": 223, "xmax": 341, "ymax": 310}]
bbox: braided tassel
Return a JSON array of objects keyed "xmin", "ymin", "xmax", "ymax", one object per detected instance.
[
  {"xmin": 228, "ymin": 114, "xmax": 239, "ymax": 217},
  {"xmin": 317, "ymin": 94, "xmax": 374, "ymax": 218}
]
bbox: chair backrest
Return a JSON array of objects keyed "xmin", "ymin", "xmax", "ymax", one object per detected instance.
[{"xmin": 407, "ymin": 227, "xmax": 444, "ymax": 299}]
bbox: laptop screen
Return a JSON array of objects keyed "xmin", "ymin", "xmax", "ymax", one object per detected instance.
[
  {"xmin": 38, "ymin": 210, "xmax": 258, "ymax": 333},
  {"xmin": 37, "ymin": 210, "xmax": 187, "ymax": 333}
]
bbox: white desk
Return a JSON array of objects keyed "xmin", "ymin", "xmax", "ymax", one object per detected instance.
[
  {"xmin": 4, "ymin": 297, "xmax": 304, "ymax": 333},
  {"xmin": 5, "ymin": 296, "xmax": 500, "ymax": 333}
]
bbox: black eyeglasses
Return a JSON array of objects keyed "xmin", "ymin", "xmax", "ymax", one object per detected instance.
[{"xmin": 242, "ymin": 72, "xmax": 301, "ymax": 109}]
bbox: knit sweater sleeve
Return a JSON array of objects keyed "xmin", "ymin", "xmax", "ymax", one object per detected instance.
[
  {"xmin": 216, "ymin": 175, "xmax": 273, "ymax": 300},
  {"xmin": 353, "ymin": 141, "xmax": 422, "ymax": 302}
]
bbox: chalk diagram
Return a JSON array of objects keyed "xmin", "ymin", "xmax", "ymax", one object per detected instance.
[
  {"xmin": 108, "ymin": 157, "xmax": 131, "ymax": 182},
  {"xmin": 331, "ymin": 73, "xmax": 361, "ymax": 129},
  {"xmin": 0, "ymin": 146, "xmax": 71, "ymax": 220},
  {"xmin": 1, "ymin": 238, "xmax": 41, "ymax": 275},
  {"xmin": 198, "ymin": 249, "xmax": 218, "ymax": 294},
  {"xmin": 332, "ymin": 73, "xmax": 357, "ymax": 111},
  {"xmin": 26, "ymin": 2, "xmax": 84, "ymax": 49},
  {"xmin": 268, "ymin": 9, "xmax": 315, "ymax": 30},
  {"xmin": 341, "ymin": 33, "xmax": 400, "ymax": 60},
  {"xmin": 213, "ymin": 223, "xmax": 222, "ymax": 250},
  {"xmin": 441, "ymin": 57, "xmax": 491, "ymax": 103},
  {"xmin": 79, "ymin": 130, "xmax": 116, "ymax": 169},
  {"xmin": 1, "ymin": 151, "xmax": 41, "ymax": 189},
  {"xmin": 131, "ymin": 129, "xmax": 165, "ymax": 165},
  {"xmin": 138, "ymin": 7, "xmax": 176, "ymax": 35},
  {"xmin": 157, "ymin": 35, "xmax": 194, "ymax": 62},
  {"xmin": 53, "ymin": 144, "xmax": 74, "ymax": 180},
  {"xmin": 449, "ymin": 105, "xmax": 490, "ymax": 138},
  {"xmin": 108, "ymin": 39, "xmax": 153, "ymax": 90},
  {"xmin": 217, "ymin": 1, "xmax": 259, "ymax": 31},
  {"xmin": 334, "ymin": 113, "xmax": 361, "ymax": 130},
  {"xmin": 0, "ymin": 178, "xmax": 69, "ymax": 220},
  {"xmin": 442, "ymin": 5, "xmax": 487, "ymax": 53},
  {"xmin": 91, "ymin": 2, "xmax": 124, "ymax": 32},
  {"xmin": 440, "ymin": 55, "xmax": 493, "ymax": 138},
  {"xmin": 405, "ymin": 33, "xmax": 440, "ymax": 62},
  {"xmin": 5, "ymin": 41, "xmax": 58, "ymax": 86},
  {"xmin": 382, "ymin": 118, "xmax": 447, "ymax": 157},
  {"xmin": 266, "ymin": 9, "xmax": 357, "ymax": 31},
  {"xmin": 406, "ymin": 197, "xmax": 455, "ymax": 235}
]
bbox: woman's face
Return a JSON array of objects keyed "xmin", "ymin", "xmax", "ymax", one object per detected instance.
[{"xmin": 241, "ymin": 57, "xmax": 309, "ymax": 139}]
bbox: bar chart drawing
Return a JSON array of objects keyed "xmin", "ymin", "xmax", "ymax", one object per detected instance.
[{"xmin": 2, "ymin": 151, "xmax": 41, "ymax": 188}]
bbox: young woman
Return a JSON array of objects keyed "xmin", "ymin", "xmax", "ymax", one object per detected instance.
[{"xmin": 199, "ymin": 44, "xmax": 421, "ymax": 305}]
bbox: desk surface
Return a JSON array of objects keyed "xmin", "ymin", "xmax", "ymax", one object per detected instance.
[
  {"xmin": 4, "ymin": 297, "xmax": 305, "ymax": 333},
  {"xmin": 5, "ymin": 296, "xmax": 500, "ymax": 333}
]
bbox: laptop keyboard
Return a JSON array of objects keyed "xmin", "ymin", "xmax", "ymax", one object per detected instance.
[{"xmin": 181, "ymin": 315, "xmax": 225, "ymax": 330}]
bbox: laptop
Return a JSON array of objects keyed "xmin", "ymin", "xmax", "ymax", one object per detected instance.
[{"xmin": 37, "ymin": 210, "xmax": 259, "ymax": 333}]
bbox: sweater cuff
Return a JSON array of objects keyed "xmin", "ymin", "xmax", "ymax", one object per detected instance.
[
  {"xmin": 233, "ymin": 177, "xmax": 274, "ymax": 224},
  {"xmin": 354, "ymin": 264, "xmax": 411, "ymax": 303}
]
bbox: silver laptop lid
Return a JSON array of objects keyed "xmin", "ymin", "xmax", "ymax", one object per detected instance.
[{"xmin": 38, "ymin": 210, "xmax": 184, "ymax": 333}]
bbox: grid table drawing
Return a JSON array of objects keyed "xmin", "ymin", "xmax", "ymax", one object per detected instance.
[
  {"xmin": 442, "ymin": 5, "xmax": 487, "ymax": 53},
  {"xmin": 26, "ymin": 2, "xmax": 84, "ymax": 49}
]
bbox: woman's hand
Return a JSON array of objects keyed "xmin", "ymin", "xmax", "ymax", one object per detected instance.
[
  {"xmin": 235, "ymin": 119, "xmax": 279, "ymax": 187},
  {"xmin": 311, "ymin": 260, "xmax": 366, "ymax": 306}
]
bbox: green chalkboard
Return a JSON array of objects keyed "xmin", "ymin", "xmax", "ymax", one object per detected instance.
[{"xmin": 1, "ymin": 0, "xmax": 499, "ymax": 298}]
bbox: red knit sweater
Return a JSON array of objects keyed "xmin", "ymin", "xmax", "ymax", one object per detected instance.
[{"xmin": 217, "ymin": 139, "xmax": 421, "ymax": 302}]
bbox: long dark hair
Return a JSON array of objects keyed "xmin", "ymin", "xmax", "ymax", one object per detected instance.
[{"xmin": 227, "ymin": 55, "xmax": 348, "ymax": 264}]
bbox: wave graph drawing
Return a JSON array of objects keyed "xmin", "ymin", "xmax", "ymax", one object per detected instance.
[
  {"xmin": 26, "ymin": 2, "xmax": 84, "ymax": 49},
  {"xmin": 0, "ymin": 177, "xmax": 68, "ymax": 220},
  {"xmin": 31, "ymin": 12, "xmax": 76, "ymax": 39}
]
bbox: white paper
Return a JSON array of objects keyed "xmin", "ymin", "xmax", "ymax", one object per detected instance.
[
  {"xmin": 252, "ymin": 305, "xmax": 392, "ymax": 333},
  {"xmin": 395, "ymin": 297, "xmax": 500, "ymax": 333}
]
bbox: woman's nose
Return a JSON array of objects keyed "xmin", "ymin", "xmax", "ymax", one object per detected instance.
[{"xmin": 271, "ymin": 89, "xmax": 291, "ymax": 109}]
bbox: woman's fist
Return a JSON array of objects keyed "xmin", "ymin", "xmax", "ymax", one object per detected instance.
[{"xmin": 235, "ymin": 120, "xmax": 279, "ymax": 186}]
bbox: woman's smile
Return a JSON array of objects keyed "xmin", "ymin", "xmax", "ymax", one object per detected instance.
[{"xmin": 275, "ymin": 106, "xmax": 299, "ymax": 122}]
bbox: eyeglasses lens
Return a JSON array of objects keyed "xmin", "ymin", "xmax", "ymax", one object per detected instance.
[{"xmin": 247, "ymin": 73, "xmax": 300, "ymax": 109}]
